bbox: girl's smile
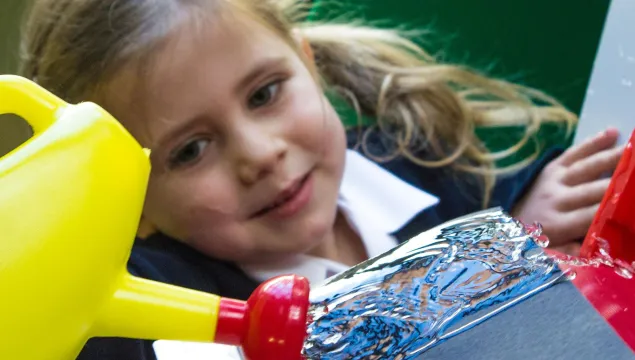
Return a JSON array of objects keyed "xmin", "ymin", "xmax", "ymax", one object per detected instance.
[{"xmin": 250, "ymin": 170, "xmax": 314, "ymax": 220}]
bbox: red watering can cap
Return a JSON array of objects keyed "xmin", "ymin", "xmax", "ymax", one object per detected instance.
[{"xmin": 214, "ymin": 274, "xmax": 310, "ymax": 360}]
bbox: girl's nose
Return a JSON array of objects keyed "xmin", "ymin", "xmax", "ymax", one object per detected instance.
[{"xmin": 234, "ymin": 127, "xmax": 288, "ymax": 186}]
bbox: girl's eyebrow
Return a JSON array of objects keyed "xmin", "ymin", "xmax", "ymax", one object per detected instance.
[
  {"xmin": 153, "ymin": 57, "xmax": 289, "ymax": 151},
  {"xmin": 153, "ymin": 116, "xmax": 203, "ymax": 153},
  {"xmin": 234, "ymin": 56, "xmax": 288, "ymax": 94}
]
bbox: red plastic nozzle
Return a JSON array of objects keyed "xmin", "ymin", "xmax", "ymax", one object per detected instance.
[
  {"xmin": 581, "ymin": 129, "xmax": 635, "ymax": 263},
  {"xmin": 214, "ymin": 274, "xmax": 310, "ymax": 360}
]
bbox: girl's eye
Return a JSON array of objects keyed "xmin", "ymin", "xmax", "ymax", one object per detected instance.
[
  {"xmin": 248, "ymin": 81, "xmax": 281, "ymax": 109},
  {"xmin": 169, "ymin": 138, "xmax": 210, "ymax": 168}
]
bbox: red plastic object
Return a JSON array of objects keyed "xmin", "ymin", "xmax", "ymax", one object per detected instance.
[
  {"xmin": 566, "ymin": 129, "xmax": 635, "ymax": 353},
  {"xmin": 215, "ymin": 298, "xmax": 248, "ymax": 345},
  {"xmin": 214, "ymin": 274, "xmax": 310, "ymax": 360},
  {"xmin": 567, "ymin": 263, "xmax": 635, "ymax": 352},
  {"xmin": 581, "ymin": 129, "xmax": 635, "ymax": 264},
  {"xmin": 550, "ymin": 246, "xmax": 635, "ymax": 353}
]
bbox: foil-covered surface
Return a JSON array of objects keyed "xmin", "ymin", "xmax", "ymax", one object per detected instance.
[{"xmin": 303, "ymin": 208, "xmax": 567, "ymax": 359}]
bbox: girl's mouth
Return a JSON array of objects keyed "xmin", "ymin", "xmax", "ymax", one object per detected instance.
[{"xmin": 252, "ymin": 172, "xmax": 313, "ymax": 219}]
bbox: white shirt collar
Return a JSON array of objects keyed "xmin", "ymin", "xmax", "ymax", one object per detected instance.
[
  {"xmin": 241, "ymin": 150, "xmax": 439, "ymax": 286},
  {"xmin": 339, "ymin": 149, "xmax": 439, "ymax": 248},
  {"xmin": 341, "ymin": 150, "xmax": 439, "ymax": 232}
]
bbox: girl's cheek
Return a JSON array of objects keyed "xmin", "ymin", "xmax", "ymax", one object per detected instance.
[
  {"xmin": 183, "ymin": 176, "xmax": 243, "ymax": 225},
  {"xmin": 286, "ymin": 84, "xmax": 335, "ymax": 146},
  {"xmin": 185, "ymin": 214, "xmax": 257, "ymax": 260}
]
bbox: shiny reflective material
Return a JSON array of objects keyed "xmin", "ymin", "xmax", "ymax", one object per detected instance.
[
  {"xmin": 303, "ymin": 208, "xmax": 566, "ymax": 359},
  {"xmin": 523, "ymin": 222, "xmax": 549, "ymax": 248}
]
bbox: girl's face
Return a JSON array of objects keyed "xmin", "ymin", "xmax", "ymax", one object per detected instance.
[{"xmin": 109, "ymin": 16, "xmax": 347, "ymax": 263}]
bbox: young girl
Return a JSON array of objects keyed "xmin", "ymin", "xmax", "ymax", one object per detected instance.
[{"xmin": 20, "ymin": 0, "xmax": 622, "ymax": 359}]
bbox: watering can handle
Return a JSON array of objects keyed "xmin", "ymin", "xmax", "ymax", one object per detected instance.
[{"xmin": 0, "ymin": 75, "xmax": 67, "ymax": 134}]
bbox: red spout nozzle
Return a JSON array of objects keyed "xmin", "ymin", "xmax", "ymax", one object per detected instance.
[
  {"xmin": 214, "ymin": 274, "xmax": 310, "ymax": 360},
  {"xmin": 581, "ymin": 129, "xmax": 635, "ymax": 263}
]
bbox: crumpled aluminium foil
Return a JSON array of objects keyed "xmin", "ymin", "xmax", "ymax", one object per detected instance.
[{"xmin": 303, "ymin": 208, "xmax": 566, "ymax": 359}]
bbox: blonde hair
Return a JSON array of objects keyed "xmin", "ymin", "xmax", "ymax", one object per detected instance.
[{"xmin": 20, "ymin": 0, "xmax": 577, "ymax": 206}]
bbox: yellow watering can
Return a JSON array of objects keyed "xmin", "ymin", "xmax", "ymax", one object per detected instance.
[{"xmin": 0, "ymin": 75, "xmax": 310, "ymax": 360}]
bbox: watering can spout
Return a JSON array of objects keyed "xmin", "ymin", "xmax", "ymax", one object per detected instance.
[
  {"xmin": 0, "ymin": 75, "xmax": 309, "ymax": 360},
  {"xmin": 93, "ymin": 273, "xmax": 222, "ymax": 342}
]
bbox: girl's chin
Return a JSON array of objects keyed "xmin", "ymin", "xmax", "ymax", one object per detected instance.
[{"xmin": 265, "ymin": 236, "xmax": 328, "ymax": 260}]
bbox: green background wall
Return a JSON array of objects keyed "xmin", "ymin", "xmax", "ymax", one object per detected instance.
[
  {"xmin": 310, "ymin": 0, "xmax": 610, "ymax": 115},
  {"xmin": 310, "ymin": 0, "xmax": 611, "ymax": 161}
]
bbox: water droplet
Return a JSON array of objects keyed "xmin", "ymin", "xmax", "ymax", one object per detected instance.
[
  {"xmin": 619, "ymin": 45, "xmax": 625, "ymax": 57},
  {"xmin": 524, "ymin": 222, "xmax": 550, "ymax": 248},
  {"xmin": 552, "ymin": 254, "xmax": 573, "ymax": 264},
  {"xmin": 574, "ymin": 258, "xmax": 589, "ymax": 267},
  {"xmin": 615, "ymin": 266, "xmax": 633, "ymax": 279},
  {"xmin": 622, "ymin": 78, "xmax": 633, "ymax": 87},
  {"xmin": 595, "ymin": 236, "xmax": 612, "ymax": 258},
  {"xmin": 587, "ymin": 89, "xmax": 596, "ymax": 96},
  {"xmin": 530, "ymin": 222, "xmax": 543, "ymax": 236},
  {"xmin": 629, "ymin": 56, "xmax": 635, "ymax": 63},
  {"xmin": 596, "ymin": 257, "xmax": 614, "ymax": 267},
  {"xmin": 548, "ymin": 252, "xmax": 593, "ymax": 268},
  {"xmin": 565, "ymin": 270, "xmax": 577, "ymax": 281},
  {"xmin": 611, "ymin": 192, "xmax": 621, "ymax": 204},
  {"xmin": 534, "ymin": 237, "xmax": 548, "ymax": 248}
]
